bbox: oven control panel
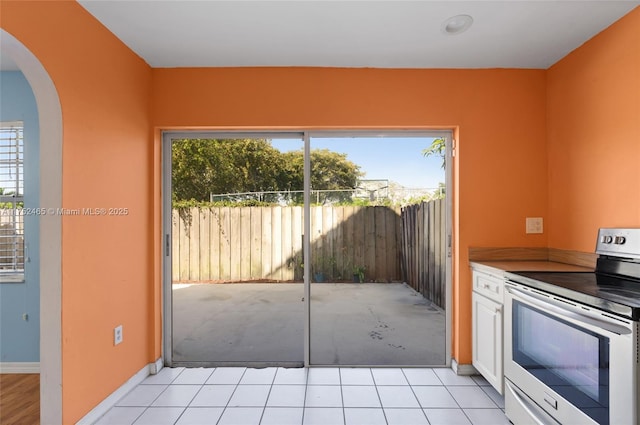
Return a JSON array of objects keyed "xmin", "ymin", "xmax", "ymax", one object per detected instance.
[{"xmin": 596, "ymin": 228, "xmax": 640, "ymax": 259}]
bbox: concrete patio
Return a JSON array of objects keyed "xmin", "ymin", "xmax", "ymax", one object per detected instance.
[{"xmin": 172, "ymin": 283, "xmax": 446, "ymax": 367}]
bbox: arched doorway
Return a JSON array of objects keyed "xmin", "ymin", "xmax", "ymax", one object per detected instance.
[{"xmin": 1, "ymin": 29, "xmax": 63, "ymax": 424}]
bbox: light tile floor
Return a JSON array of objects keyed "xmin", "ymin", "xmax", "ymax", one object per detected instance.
[{"xmin": 95, "ymin": 367, "xmax": 509, "ymax": 425}]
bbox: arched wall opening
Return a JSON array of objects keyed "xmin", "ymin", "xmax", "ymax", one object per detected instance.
[{"xmin": 1, "ymin": 29, "xmax": 63, "ymax": 424}]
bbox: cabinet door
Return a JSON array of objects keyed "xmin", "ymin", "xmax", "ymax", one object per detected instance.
[{"xmin": 472, "ymin": 291, "xmax": 503, "ymax": 394}]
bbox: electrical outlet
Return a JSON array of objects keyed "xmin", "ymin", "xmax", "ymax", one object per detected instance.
[
  {"xmin": 114, "ymin": 325, "xmax": 123, "ymax": 345},
  {"xmin": 526, "ymin": 217, "xmax": 543, "ymax": 234}
]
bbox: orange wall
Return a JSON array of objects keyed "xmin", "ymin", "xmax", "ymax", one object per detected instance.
[
  {"xmin": 1, "ymin": 1, "xmax": 154, "ymax": 423},
  {"xmin": 547, "ymin": 7, "xmax": 640, "ymax": 250},
  {"xmin": 153, "ymin": 67, "xmax": 549, "ymax": 364}
]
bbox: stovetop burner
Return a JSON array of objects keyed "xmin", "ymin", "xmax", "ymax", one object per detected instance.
[
  {"xmin": 506, "ymin": 228, "xmax": 640, "ymax": 320},
  {"xmin": 506, "ymin": 271, "xmax": 640, "ymax": 320}
]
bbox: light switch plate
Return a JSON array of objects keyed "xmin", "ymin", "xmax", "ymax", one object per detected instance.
[{"xmin": 526, "ymin": 217, "xmax": 543, "ymax": 234}]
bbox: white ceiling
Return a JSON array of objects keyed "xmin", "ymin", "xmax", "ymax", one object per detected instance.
[
  {"xmin": 76, "ymin": 0, "xmax": 639, "ymax": 69},
  {"xmin": 2, "ymin": 1, "xmax": 639, "ymax": 71}
]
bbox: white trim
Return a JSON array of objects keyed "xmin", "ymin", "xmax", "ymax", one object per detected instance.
[
  {"xmin": 149, "ymin": 357, "xmax": 163, "ymax": 375},
  {"xmin": 75, "ymin": 361, "xmax": 156, "ymax": 425},
  {"xmin": 1, "ymin": 29, "xmax": 63, "ymax": 425},
  {"xmin": 451, "ymin": 358, "xmax": 478, "ymax": 376},
  {"xmin": 0, "ymin": 362, "xmax": 40, "ymax": 373}
]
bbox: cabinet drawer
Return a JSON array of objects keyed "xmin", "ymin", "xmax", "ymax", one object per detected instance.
[{"xmin": 473, "ymin": 270, "xmax": 504, "ymax": 302}]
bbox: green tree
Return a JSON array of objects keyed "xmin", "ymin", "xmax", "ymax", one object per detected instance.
[
  {"xmin": 172, "ymin": 140, "xmax": 362, "ymax": 204},
  {"xmin": 310, "ymin": 149, "xmax": 362, "ymax": 192},
  {"xmin": 311, "ymin": 149, "xmax": 363, "ymax": 203},
  {"xmin": 281, "ymin": 149, "xmax": 363, "ymax": 203},
  {"xmin": 422, "ymin": 138, "xmax": 446, "ymax": 169},
  {"xmin": 172, "ymin": 138, "xmax": 284, "ymax": 202}
]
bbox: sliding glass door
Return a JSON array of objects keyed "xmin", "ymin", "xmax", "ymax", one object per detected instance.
[{"xmin": 163, "ymin": 131, "xmax": 451, "ymax": 367}]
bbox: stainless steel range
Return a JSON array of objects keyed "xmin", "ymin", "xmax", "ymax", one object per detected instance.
[{"xmin": 504, "ymin": 228, "xmax": 640, "ymax": 425}]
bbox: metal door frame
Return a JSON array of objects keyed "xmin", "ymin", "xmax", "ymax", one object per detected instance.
[{"xmin": 161, "ymin": 129, "xmax": 453, "ymax": 368}]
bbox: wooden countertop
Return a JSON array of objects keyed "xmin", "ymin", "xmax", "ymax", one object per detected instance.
[
  {"xmin": 470, "ymin": 260, "xmax": 593, "ymax": 276},
  {"xmin": 469, "ymin": 247, "xmax": 597, "ymax": 274}
]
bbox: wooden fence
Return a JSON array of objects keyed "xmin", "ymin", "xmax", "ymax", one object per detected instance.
[
  {"xmin": 400, "ymin": 199, "xmax": 447, "ymax": 309},
  {"xmin": 172, "ymin": 206, "xmax": 403, "ymax": 283},
  {"xmin": 173, "ymin": 202, "xmax": 447, "ymax": 308}
]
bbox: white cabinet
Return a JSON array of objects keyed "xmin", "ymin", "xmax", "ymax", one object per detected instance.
[{"xmin": 472, "ymin": 268, "xmax": 504, "ymax": 394}]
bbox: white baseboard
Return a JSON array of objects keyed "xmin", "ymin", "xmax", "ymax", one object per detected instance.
[
  {"xmin": 149, "ymin": 358, "xmax": 163, "ymax": 375},
  {"xmin": 76, "ymin": 358, "xmax": 162, "ymax": 425},
  {"xmin": 0, "ymin": 362, "xmax": 40, "ymax": 373},
  {"xmin": 451, "ymin": 359, "xmax": 478, "ymax": 376}
]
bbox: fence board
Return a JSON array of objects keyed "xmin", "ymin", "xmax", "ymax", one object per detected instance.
[
  {"xmin": 364, "ymin": 207, "xmax": 376, "ymax": 280},
  {"xmin": 343, "ymin": 206, "xmax": 355, "ymax": 278},
  {"xmin": 291, "ymin": 206, "xmax": 303, "ymax": 280},
  {"xmin": 209, "ymin": 208, "xmax": 221, "ymax": 281},
  {"xmin": 417, "ymin": 203, "xmax": 425, "ymax": 295},
  {"xmin": 239, "ymin": 208, "xmax": 251, "ymax": 280},
  {"xmin": 435, "ymin": 200, "xmax": 443, "ymax": 305},
  {"xmin": 261, "ymin": 207, "xmax": 272, "ymax": 279},
  {"xmin": 333, "ymin": 207, "xmax": 345, "ymax": 279},
  {"xmin": 178, "ymin": 212, "xmax": 190, "ymax": 281},
  {"xmin": 384, "ymin": 209, "xmax": 402, "ymax": 281},
  {"xmin": 352, "ymin": 206, "xmax": 365, "ymax": 278},
  {"xmin": 221, "ymin": 207, "xmax": 234, "ymax": 280},
  {"xmin": 172, "ymin": 211, "xmax": 180, "ymax": 281},
  {"xmin": 199, "ymin": 208, "xmax": 210, "ymax": 280},
  {"xmin": 374, "ymin": 207, "xmax": 387, "ymax": 281},
  {"xmin": 188, "ymin": 208, "xmax": 200, "ymax": 281},
  {"xmin": 311, "ymin": 207, "xmax": 323, "ymax": 278},
  {"xmin": 322, "ymin": 207, "xmax": 340, "ymax": 280},
  {"xmin": 271, "ymin": 207, "xmax": 282, "ymax": 281},
  {"xmin": 429, "ymin": 202, "xmax": 435, "ymax": 299},
  {"xmin": 280, "ymin": 207, "xmax": 292, "ymax": 280},
  {"xmin": 250, "ymin": 207, "xmax": 262, "ymax": 279}
]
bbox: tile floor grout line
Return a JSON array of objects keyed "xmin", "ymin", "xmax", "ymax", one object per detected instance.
[
  {"xmin": 217, "ymin": 368, "xmax": 247, "ymax": 424},
  {"xmin": 400, "ymin": 368, "xmax": 431, "ymax": 424},
  {"xmin": 127, "ymin": 406, "xmax": 148, "ymax": 425},
  {"xmin": 433, "ymin": 368, "xmax": 446, "ymax": 386},
  {"xmin": 256, "ymin": 368, "xmax": 279, "ymax": 425},
  {"xmin": 300, "ymin": 367, "xmax": 310, "ymax": 424},
  {"xmin": 339, "ymin": 368, "xmax": 346, "ymax": 425},
  {"xmin": 442, "ymin": 377, "xmax": 485, "ymax": 425},
  {"xmin": 170, "ymin": 381, "xmax": 203, "ymax": 425},
  {"xmin": 371, "ymin": 368, "xmax": 391, "ymax": 425}
]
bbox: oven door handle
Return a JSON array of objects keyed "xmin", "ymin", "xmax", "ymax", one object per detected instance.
[
  {"xmin": 505, "ymin": 380, "xmax": 560, "ymax": 425},
  {"xmin": 506, "ymin": 284, "xmax": 632, "ymax": 335}
]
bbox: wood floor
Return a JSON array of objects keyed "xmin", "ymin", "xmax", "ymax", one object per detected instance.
[{"xmin": 0, "ymin": 374, "xmax": 39, "ymax": 425}]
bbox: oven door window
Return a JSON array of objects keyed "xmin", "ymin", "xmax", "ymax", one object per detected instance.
[{"xmin": 512, "ymin": 300, "xmax": 609, "ymax": 424}]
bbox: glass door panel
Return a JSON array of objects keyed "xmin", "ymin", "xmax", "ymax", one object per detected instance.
[
  {"xmin": 308, "ymin": 135, "xmax": 448, "ymax": 365},
  {"xmin": 168, "ymin": 135, "xmax": 305, "ymax": 366}
]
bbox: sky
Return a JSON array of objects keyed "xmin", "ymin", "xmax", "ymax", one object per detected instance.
[{"xmin": 272, "ymin": 136, "xmax": 445, "ymax": 189}]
